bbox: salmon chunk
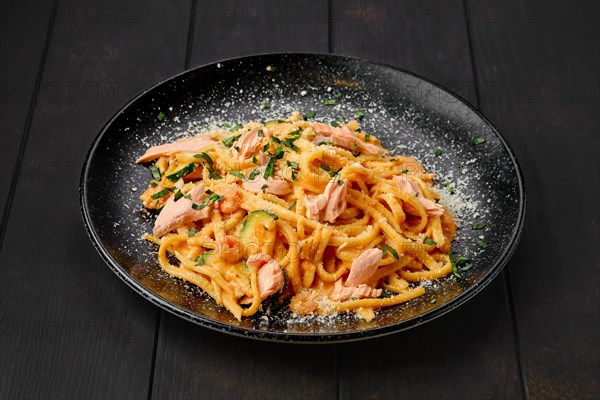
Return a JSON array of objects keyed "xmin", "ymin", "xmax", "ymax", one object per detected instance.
[
  {"xmin": 312, "ymin": 122, "xmax": 384, "ymax": 155},
  {"xmin": 304, "ymin": 179, "xmax": 348, "ymax": 223},
  {"xmin": 232, "ymin": 126, "xmax": 266, "ymax": 160},
  {"xmin": 242, "ymin": 165, "xmax": 292, "ymax": 196},
  {"xmin": 246, "ymin": 254, "xmax": 285, "ymax": 300},
  {"xmin": 330, "ymin": 279, "xmax": 382, "ymax": 301},
  {"xmin": 345, "ymin": 248, "xmax": 383, "ymax": 287},
  {"xmin": 153, "ymin": 184, "xmax": 210, "ymax": 237},
  {"xmin": 393, "ymin": 175, "xmax": 445, "ymax": 216},
  {"xmin": 136, "ymin": 136, "xmax": 213, "ymax": 163}
]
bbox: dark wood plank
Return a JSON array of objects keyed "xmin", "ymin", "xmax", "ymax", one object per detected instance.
[
  {"xmin": 189, "ymin": 0, "xmax": 329, "ymax": 67},
  {"xmin": 150, "ymin": 2, "xmax": 336, "ymax": 399},
  {"xmin": 331, "ymin": 1, "xmax": 523, "ymax": 398},
  {"xmin": 0, "ymin": 1, "xmax": 191, "ymax": 398},
  {"xmin": 467, "ymin": 1, "xmax": 600, "ymax": 398},
  {"xmin": 0, "ymin": 0, "xmax": 54, "ymax": 234}
]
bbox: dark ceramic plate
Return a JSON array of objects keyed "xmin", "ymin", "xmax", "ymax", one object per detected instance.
[{"xmin": 80, "ymin": 53, "xmax": 525, "ymax": 343}]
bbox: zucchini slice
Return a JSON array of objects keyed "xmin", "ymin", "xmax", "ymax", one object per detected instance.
[{"xmin": 239, "ymin": 210, "xmax": 278, "ymax": 257}]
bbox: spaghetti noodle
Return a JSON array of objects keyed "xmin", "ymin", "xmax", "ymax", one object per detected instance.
[{"xmin": 137, "ymin": 112, "xmax": 456, "ymax": 321}]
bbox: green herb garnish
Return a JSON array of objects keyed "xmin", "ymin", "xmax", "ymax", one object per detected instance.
[
  {"xmin": 424, "ymin": 237, "xmax": 437, "ymax": 246},
  {"xmin": 380, "ymin": 244, "xmax": 399, "ymax": 260},
  {"xmin": 324, "ymin": 99, "xmax": 336, "ymax": 106},
  {"xmin": 248, "ymin": 168, "xmax": 261, "ymax": 181},
  {"xmin": 157, "ymin": 111, "xmax": 165, "ymax": 121},
  {"xmin": 356, "ymin": 109, "xmax": 364, "ymax": 120},
  {"xmin": 304, "ymin": 110, "xmax": 316, "ymax": 120},
  {"xmin": 222, "ymin": 134, "xmax": 241, "ymax": 148},
  {"xmin": 364, "ymin": 133, "xmax": 371, "ymax": 142},
  {"xmin": 288, "ymin": 201, "xmax": 297, "ymax": 210},
  {"xmin": 261, "ymin": 184, "xmax": 268, "ymax": 193},
  {"xmin": 471, "ymin": 137, "xmax": 486, "ymax": 145},
  {"xmin": 188, "ymin": 228, "xmax": 197, "ymax": 237},
  {"xmin": 229, "ymin": 170, "xmax": 245, "ymax": 179},
  {"xmin": 434, "ymin": 148, "xmax": 443, "ymax": 157},
  {"xmin": 473, "ymin": 222, "xmax": 486, "ymax": 230},
  {"xmin": 263, "ymin": 157, "xmax": 276, "ymax": 180},
  {"xmin": 262, "ymin": 102, "xmax": 270, "ymax": 109},
  {"xmin": 476, "ymin": 239, "xmax": 488, "ymax": 248},
  {"xmin": 150, "ymin": 164, "xmax": 161, "ymax": 180},
  {"xmin": 166, "ymin": 163, "xmax": 196, "ymax": 181}
]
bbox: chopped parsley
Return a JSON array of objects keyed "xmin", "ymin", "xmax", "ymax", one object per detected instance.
[
  {"xmin": 471, "ymin": 137, "xmax": 486, "ymax": 145},
  {"xmin": 191, "ymin": 192, "xmax": 224, "ymax": 210},
  {"xmin": 364, "ymin": 132, "xmax": 371, "ymax": 142},
  {"xmin": 262, "ymin": 102, "xmax": 270, "ymax": 109},
  {"xmin": 434, "ymin": 148, "xmax": 443, "ymax": 157},
  {"xmin": 333, "ymin": 92, "xmax": 342, "ymax": 99},
  {"xmin": 188, "ymin": 227, "xmax": 197, "ymax": 237},
  {"xmin": 304, "ymin": 110, "xmax": 316, "ymax": 120},
  {"xmin": 286, "ymin": 161, "xmax": 299, "ymax": 169},
  {"xmin": 449, "ymin": 253, "xmax": 472, "ymax": 279},
  {"xmin": 324, "ymin": 99, "xmax": 336, "ymax": 106},
  {"xmin": 288, "ymin": 200, "xmax": 297, "ymax": 210},
  {"xmin": 222, "ymin": 134, "xmax": 241, "ymax": 148},
  {"xmin": 157, "ymin": 111, "xmax": 165, "ymax": 121},
  {"xmin": 380, "ymin": 244, "xmax": 399, "ymax": 260},
  {"xmin": 317, "ymin": 141, "xmax": 335, "ymax": 146},
  {"xmin": 267, "ymin": 90, "xmax": 275, "ymax": 97},
  {"xmin": 166, "ymin": 163, "xmax": 196, "ymax": 181},
  {"xmin": 431, "ymin": 298, "xmax": 437, "ymax": 304},
  {"xmin": 149, "ymin": 181, "xmax": 158, "ymax": 187},
  {"xmin": 356, "ymin": 109, "xmax": 364, "ymax": 120},
  {"xmin": 252, "ymin": 155, "xmax": 258, "ymax": 164},
  {"xmin": 472, "ymin": 222, "xmax": 487, "ymax": 230},
  {"xmin": 195, "ymin": 250, "xmax": 213, "ymax": 266},
  {"xmin": 248, "ymin": 168, "xmax": 261, "ymax": 181},
  {"xmin": 424, "ymin": 237, "xmax": 437, "ymax": 246},
  {"xmin": 151, "ymin": 188, "xmax": 170, "ymax": 200},
  {"xmin": 229, "ymin": 170, "xmax": 245, "ymax": 179},
  {"xmin": 476, "ymin": 239, "xmax": 488, "ymax": 248},
  {"xmin": 150, "ymin": 164, "xmax": 161, "ymax": 180},
  {"xmin": 337, "ymin": 180, "xmax": 344, "ymax": 186},
  {"xmin": 331, "ymin": 118, "xmax": 345, "ymax": 127},
  {"xmin": 263, "ymin": 157, "xmax": 276, "ymax": 180},
  {"xmin": 194, "ymin": 152, "xmax": 221, "ymax": 179},
  {"xmin": 261, "ymin": 184, "xmax": 268, "ymax": 193}
]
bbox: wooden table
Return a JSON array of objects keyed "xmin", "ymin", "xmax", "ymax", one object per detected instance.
[{"xmin": 1, "ymin": 1, "xmax": 598, "ymax": 398}]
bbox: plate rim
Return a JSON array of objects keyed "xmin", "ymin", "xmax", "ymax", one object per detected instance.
[{"xmin": 79, "ymin": 52, "xmax": 527, "ymax": 343}]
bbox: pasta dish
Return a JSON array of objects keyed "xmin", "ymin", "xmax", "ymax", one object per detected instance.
[{"xmin": 136, "ymin": 112, "xmax": 456, "ymax": 321}]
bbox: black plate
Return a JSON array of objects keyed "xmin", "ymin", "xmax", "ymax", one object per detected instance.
[{"xmin": 80, "ymin": 53, "xmax": 525, "ymax": 343}]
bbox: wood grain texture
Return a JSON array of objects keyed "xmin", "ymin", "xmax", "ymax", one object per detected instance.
[
  {"xmin": 0, "ymin": 1, "xmax": 190, "ymax": 398},
  {"xmin": 0, "ymin": 0, "xmax": 54, "ymax": 235},
  {"xmin": 189, "ymin": 0, "xmax": 329, "ymax": 67},
  {"xmin": 467, "ymin": 1, "xmax": 600, "ymax": 398},
  {"xmin": 150, "ymin": 2, "xmax": 336, "ymax": 399},
  {"xmin": 331, "ymin": 1, "xmax": 523, "ymax": 398}
]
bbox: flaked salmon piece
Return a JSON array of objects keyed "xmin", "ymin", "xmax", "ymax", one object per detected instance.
[
  {"xmin": 153, "ymin": 184, "xmax": 210, "ymax": 237},
  {"xmin": 246, "ymin": 254, "xmax": 285, "ymax": 300},
  {"xmin": 136, "ymin": 136, "xmax": 213, "ymax": 163},
  {"xmin": 232, "ymin": 126, "xmax": 266, "ymax": 160},
  {"xmin": 311, "ymin": 122, "xmax": 384, "ymax": 155},
  {"xmin": 393, "ymin": 175, "xmax": 445, "ymax": 217},
  {"xmin": 305, "ymin": 194, "xmax": 328, "ymax": 220},
  {"xmin": 330, "ymin": 279, "xmax": 383, "ymax": 301},
  {"xmin": 345, "ymin": 248, "xmax": 383, "ymax": 287},
  {"xmin": 242, "ymin": 165, "xmax": 292, "ymax": 196},
  {"xmin": 304, "ymin": 179, "xmax": 348, "ymax": 223}
]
